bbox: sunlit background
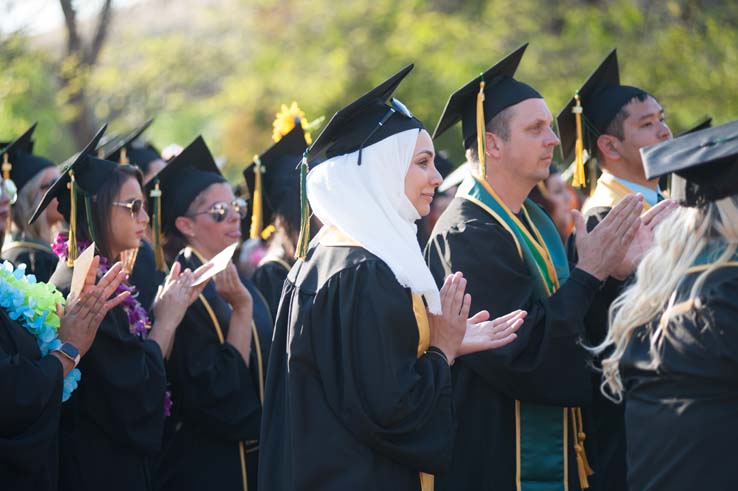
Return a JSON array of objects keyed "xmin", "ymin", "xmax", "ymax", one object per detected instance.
[{"xmin": 2, "ymin": 0, "xmax": 737, "ymax": 180}]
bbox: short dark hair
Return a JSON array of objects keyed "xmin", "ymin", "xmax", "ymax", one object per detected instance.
[
  {"xmin": 465, "ymin": 105, "xmax": 516, "ymax": 165},
  {"xmin": 76, "ymin": 164, "xmax": 143, "ymax": 261},
  {"xmin": 594, "ymin": 93, "xmax": 651, "ymax": 162}
]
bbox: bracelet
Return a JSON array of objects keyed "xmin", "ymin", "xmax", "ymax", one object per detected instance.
[{"xmin": 426, "ymin": 346, "xmax": 453, "ymax": 366}]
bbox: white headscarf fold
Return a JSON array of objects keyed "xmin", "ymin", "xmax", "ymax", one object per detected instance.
[{"xmin": 307, "ymin": 129, "xmax": 442, "ymax": 314}]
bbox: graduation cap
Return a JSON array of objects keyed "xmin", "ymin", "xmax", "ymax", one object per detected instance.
[
  {"xmin": 1, "ymin": 123, "xmax": 56, "ymax": 193},
  {"xmin": 30, "ymin": 125, "xmax": 114, "ymax": 265},
  {"xmin": 432, "ymin": 43, "xmax": 541, "ymax": 179},
  {"xmin": 677, "ymin": 117, "xmax": 712, "ymax": 138},
  {"xmin": 306, "ymin": 64, "xmax": 423, "ymax": 165},
  {"xmin": 243, "ymin": 123, "xmax": 307, "ymax": 240},
  {"xmin": 557, "ymin": 49, "xmax": 649, "ymax": 187},
  {"xmin": 144, "ymin": 135, "xmax": 225, "ymax": 270},
  {"xmin": 295, "ymin": 64, "xmax": 422, "ymax": 258},
  {"xmin": 642, "ymin": 119, "xmax": 738, "ymax": 206},
  {"xmin": 100, "ymin": 119, "xmax": 163, "ymax": 174}
]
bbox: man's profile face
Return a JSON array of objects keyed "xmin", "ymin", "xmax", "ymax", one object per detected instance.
[{"xmin": 619, "ymin": 96, "xmax": 672, "ymax": 171}]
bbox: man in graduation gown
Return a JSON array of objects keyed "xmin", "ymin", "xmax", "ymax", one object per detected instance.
[
  {"xmin": 556, "ymin": 49, "xmax": 674, "ymax": 490},
  {"xmin": 425, "ymin": 44, "xmax": 643, "ymax": 490}
]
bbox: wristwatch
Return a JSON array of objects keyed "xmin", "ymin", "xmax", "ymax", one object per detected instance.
[{"xmin": 53, "ymin": 342, "xmax": 81, "ymax": 368}]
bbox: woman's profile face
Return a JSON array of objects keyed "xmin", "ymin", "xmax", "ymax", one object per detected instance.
[
  {"xmin": 109, "ymin": 176, "xmax": 149, "ymax": 255},
  {"xmin": 404, "ymin": 130, "xmax": 442, "ymax": 217},
  {"xmin": 36, "ymin": 166, "xmax": 64, "ymax": 226}
]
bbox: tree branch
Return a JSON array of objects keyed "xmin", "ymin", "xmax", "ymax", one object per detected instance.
[
  {"xmin": 86, "ymin": 0, "xmax": 113, "ymax": 65},
  {"xmin": 59, "ymin": 0, "xmax": 81, "ymax": 55}
]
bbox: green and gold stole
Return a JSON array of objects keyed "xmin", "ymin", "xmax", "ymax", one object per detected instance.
[{"xmin": 458, "ymin": 175, "xmax": 591, "ymax": 491}]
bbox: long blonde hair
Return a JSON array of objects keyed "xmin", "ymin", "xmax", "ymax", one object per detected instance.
[{"xmin": 595, "ymin": 195, "xmax": 738, "ymax": 402}]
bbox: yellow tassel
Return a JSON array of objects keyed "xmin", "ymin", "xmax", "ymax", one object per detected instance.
[
  {"xmin": 2, "ymin": 153, "xmax": 12, "ymax": 236},
  {"xmin": 571, "ymin": 408, "xmax": 593, "ymax": 489},
  {"xmin": 67, "ymin": 171, "xmax": 78, "ymax": 267},
  {"xmin": 476, "ymin": 77, "xmax": 487, "ymax": 180},
  {"xmin": 249, "ymin": 155, "xmax": 264, "ymax": 240},
  {"xmin": 572, "ymin": 94, "xmax": 586, "ymax": 188},
  {"xmin": 119, "ymin": 147, "xmax": 129, "ymax": 165}
]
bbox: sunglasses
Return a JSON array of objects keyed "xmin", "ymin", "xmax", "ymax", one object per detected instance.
[
  {"xmin": 112, "ymin": 198, "xmax": 146, "ymax": 218},
  {"xmin": 0, "ymin": 178, "xmax": 17, "ymax": 205},
  {"xmin": 357, "ymin": 97, "xmax": 415, "ymax": 166},
  {"xmin": 188, "ymin": 198, "xmax": 248, "ymax": 223}
]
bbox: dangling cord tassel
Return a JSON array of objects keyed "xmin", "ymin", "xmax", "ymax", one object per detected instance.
[
  {"xmin": 150, "ymin": 179, "xmax": 167, "ymax": 272},
  {"xmin": 2, "ymin": 153, "xmax": 12, "ymax": 236},
  {"xmin": 571, "ymin": 407, "xmax": 593, "ymax": 489},
  {"xmin": 84, "ymin": 194, "xmax": 97, "ymax": 245},
  {"xmin": 476, "ymin": 75, "xmax": 487, "ymax": 180},
  {"xmin": 67, "ymin": 171, "xmax": 78, "ymax": 267},
  {"xmin": 294, "ymin": 152, "xmax": 310, "ymax": 260},
  {"xmin": 572, "ymin": 93, "xmax": 586, "ymax": 188},
  {"xmin": 249, "ymin": 155, "xmax": 263, "ymax": 240},
  {"xmin": 119, "ymin": 147, "xmax": 129, "ymax": 165},
  {"xmin": 588, "ymin": 158, "xmax": 597, "ymax": 197}
]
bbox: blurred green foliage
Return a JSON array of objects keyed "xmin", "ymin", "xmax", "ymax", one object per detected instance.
[{"xmin": 2, "ymin": 0, "xmax": 737, "ymax": 181}]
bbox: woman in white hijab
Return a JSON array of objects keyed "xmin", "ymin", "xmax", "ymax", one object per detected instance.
[{"xmin": 259, "ymin": 65, "xmax": 526, "ymax": 491}]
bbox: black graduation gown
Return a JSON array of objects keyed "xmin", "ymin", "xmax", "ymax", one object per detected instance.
[
  {"xmin": 425, "ymin": 197, "xmax": 597, "ymax": 491},
  {"xmin": 259, "ymin": 241, "xmax": 455, "ymax": 491},
  {"xmin": 574, "ymin": 207, "xmax": 628, "ymax": 491},
  {"xmin": 0, "ymin": 309, "xmax": 63, "ymax": 491},
  {"xmin": 251, "ymin": 256, "xmax": 290, "ymax": 323},
  {"xmin": 156, "ymin": 248, "xmax": 272, "ymax": 491},
  {"xmin": 2, "ymin": 236, "xmax": 58, "ymax": 283},
  {"xmin": 49, "ymin": 261, "xmax": 167, "ymax": 491},
  {"xmin": 621, "ymin": 264, "xmax": 738, "ymax": 491},
  {"xmin": 129, "ymin": 239, "xmax": 167, "ymax": 311}
]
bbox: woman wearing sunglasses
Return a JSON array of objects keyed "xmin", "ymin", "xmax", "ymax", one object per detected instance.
[
  {"xmin": 33, "ymin": 127, "xmax": 209, "ymax": 491},
  {"xmin": 0, "ymin": 124, "xmax": 64, "ymax": 282},
  {"xmin": 148, "ymin": 136, "xmax": 272, "ymax": 491},
  {"xmin": 259, "ymin": 66, "xmax": 525, "ymax": 491}
]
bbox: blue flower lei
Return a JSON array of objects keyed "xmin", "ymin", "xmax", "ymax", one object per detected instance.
[{"xmin": 0, "ymin": 261, "xmax": 80, "ymax": 401}]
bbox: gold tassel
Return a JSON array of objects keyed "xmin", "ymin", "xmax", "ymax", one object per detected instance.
[
  {"xmin": 67, "ymin": 171, "xmax": 78, "ymax": 267},
  {"xmin": 295, "ymin": 154, "xmax": 310, "ymax": 259},
  {"xmin": 2, "ymin": 153, "xmax": 12, "ymax": 236},
  {"xmin": 571, "ymin": 408, "xmax": 594, "ymax": 489},
  {"xmin": 119, "ymin": 147, "xmax": 129, "ymax": 165},
  {"xmin": 476, "ymin": 77, "xmax": 487, "ymax": 180},
  {"xmin": 572, "ymin": 94, "xmax": 586, "ymax": 188},
  {"xmin": 149, "ymin": 180, "xmax": 167, "ymax": 272},
  {"xmin": 249, "ymin": 155, "xmax": 263, "ymax": 240},
  {"xmin": 260, "ymin": 224, "xmax": 275, "ymax": 241}
]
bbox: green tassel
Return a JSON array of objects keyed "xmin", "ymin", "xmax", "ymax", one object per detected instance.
[
  {"xmin": 295, "ymin": 153, "xmax": 310, "ymax": 259},
  {"xmin": 84, "ymin": 194, "xmax": 97, "ymax": 245}
]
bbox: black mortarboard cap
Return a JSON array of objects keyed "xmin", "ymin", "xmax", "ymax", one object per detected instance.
[
  {"xmin": 306, "ymin": 64, "xmax": 423, "ymax": 164},
  {"xmin": 434, "ymin": 152, "xmax": 455, "ymax": 180},
  {"xmin": 433, "ymin": 44, "xmax": 541, "ymax": 148},
  {"xmin": 30, "ymin": 125, "xmax": 112, "ymax": 224},
  {"xmin": 642, "ymin": 119, "xmax": 738, "ymax": 206},
  {"xmin": 145, "ymin": 135, "xmax": 226, "ymax": 235},
  {"xmin": 557, "ymin": 49, "xmax": 649, "ymax": 162},
  {"xmin": 1, "ymin": 123, "xmax": 55, "ymax": 192},
  {"xmin": 101, "ymin": 119, "xmax": 162, "ymax": 173},
  {"xmin": 677, "ymin": 117, "xmax": 712, "ymax": 138},
  {"xmin": 243, "ymin": 124, "xmax": 306, "ymax": 236}
]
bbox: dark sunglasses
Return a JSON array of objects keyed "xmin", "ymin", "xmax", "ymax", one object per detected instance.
[
  {"xmin": 357, "ymin": 97, "xmax": 414, "ymax": 166},
  {"xmin": 112, "ymin": 198, "xmax": 146, "ymax": 218},
  {"xmin": 188, "ymin": 198, "xmax": 248, "ymax": 223}
]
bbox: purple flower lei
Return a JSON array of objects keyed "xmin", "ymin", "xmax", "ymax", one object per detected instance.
[{"xmin": 53, "ymin": 233, "xmax": 172, "ymax": 416}]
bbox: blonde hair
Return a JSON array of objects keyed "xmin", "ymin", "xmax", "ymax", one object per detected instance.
[
  {"xmin": 594, "ymin": 195, "xmax": 738, "ymax": 402},
  {"xmin": 10, "ymin": 170, "xmax": 56, "ymax": 243}
]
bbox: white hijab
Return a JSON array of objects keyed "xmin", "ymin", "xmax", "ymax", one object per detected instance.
[{"xmin": 307, "ymin": 128, "xmax": 442, "ymax": 314}]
